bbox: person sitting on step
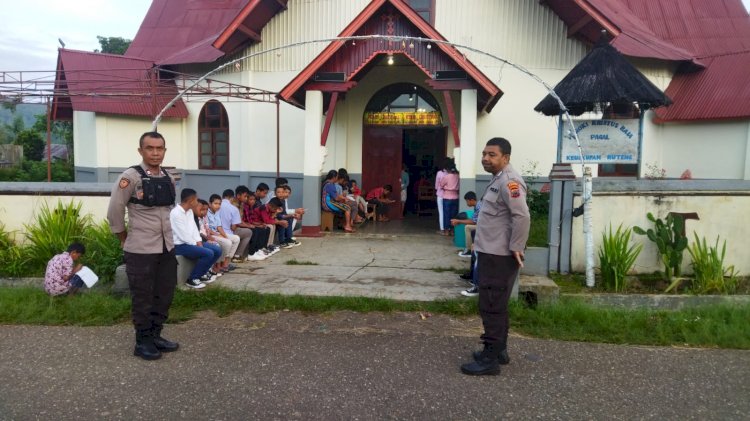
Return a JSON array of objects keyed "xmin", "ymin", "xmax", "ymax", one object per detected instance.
[
  {"xmin": 170, "ymin": 188, "xmax": 222, "ymax": 289},
  {"xmin": 366, "ymin": 184, "xmax": 395, "ymax": 222}
]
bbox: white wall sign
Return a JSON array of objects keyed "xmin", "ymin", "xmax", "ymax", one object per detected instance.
[{"xmin": 561, "ymin": 119, "xmax": 640, "ymax": 164}]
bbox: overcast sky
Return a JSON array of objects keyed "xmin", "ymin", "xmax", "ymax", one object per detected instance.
[{"xmin": 0, "ymin": 0, "xmax": 749, "ymax": 72}]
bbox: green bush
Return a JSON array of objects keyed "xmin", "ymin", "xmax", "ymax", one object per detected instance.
[
  {"xmin": 598, "ymin": 224, "xmax": 642, "ymax": 292},
  {"xmin": 24, "ymin": 200, "xmax": 91, "ymax": 274},
  {"xmin": 82, "ymin": 221, "xmax": 123, "ymax": 283},
  {"xmin": 0, "ymin": 160, "xmax": 74, "ymax": 182},
  {"xmin": 633, "ymin": 212, "xmax": 688, "ymax": 283},
  {"xmin": 526, "ymin": 189, "xmax": 549, "ymax": 219},
  {"xmin": 0, "ymin": 224, "xmax": 30, "ymax": 277},
  {"xmin": 688, "ymin": 233, "xmax": 739, "ymax": 295}
]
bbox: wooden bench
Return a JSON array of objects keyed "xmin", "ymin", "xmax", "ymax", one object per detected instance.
[{"xmin": 320, "ymin": 210, "xmax": 343, "ymax": 232}]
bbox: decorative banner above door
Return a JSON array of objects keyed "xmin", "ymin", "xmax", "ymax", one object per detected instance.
[{"xmin": 364, "ymin": 111, "xmax": 442, "ymax": 126}]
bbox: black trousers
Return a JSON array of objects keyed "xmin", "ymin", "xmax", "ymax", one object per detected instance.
[
  {"xmin": 477, "ymin": 252, "xmax": 519, "ymax": 348},
  {"xmin": 249, "ymin": 227, "xmax": 271, "ymax": 254},
  {"xmin": 370, "ymin": 199, "xmax": 389, "ymax": 217},
  {"xmin": 124, "ymin": 247, "xmax": 177, "ymax": 332}
]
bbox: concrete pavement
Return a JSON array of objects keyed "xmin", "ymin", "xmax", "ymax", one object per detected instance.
[
  {"xmin": 1, "ymin": 311, "xmax": 748, "ymax": 420},
  {"xmin": 188, "ymin": 233, "xmax": 556, "ymax": 302}
]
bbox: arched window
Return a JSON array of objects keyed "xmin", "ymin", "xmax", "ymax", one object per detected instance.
[{"xmin": 198, "ymin": 100, "xmax": 229, "ymax": 170}]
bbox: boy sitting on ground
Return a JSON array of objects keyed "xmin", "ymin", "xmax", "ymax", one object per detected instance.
[
  {"xmin": 254, "ymin": 183, "xmax": 270, "ymax": 207},
  {"xmin": 366, "ymin": 184, "xmax": 395, "ymax": 222},
  {"xmin": 44, "ymin": 242, "xmax": 87, "ymax": 296}
]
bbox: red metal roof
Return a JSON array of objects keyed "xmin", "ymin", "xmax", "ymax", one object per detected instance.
[
  {"xmin": 622, "ymin": 0, "xmax": 750, "ymax": 57},
  {"xmin": 279, "ymin": 0, "xmax": 502, "ymax": 112},
  {"xmin": 544, "ymin": 0, "xmax": 699, "ymax": 64},
  {"xmin": 52, "ymin": 49, "xmax": 189, "ymax": 120},
  {"xmin": 656, "ymin": 51, "xmax": 750, "ymax": 122},
  {"xmin": 126, "ymin": 0, "xmax": 287, "ymax": 66},
  {"xmin": 546, "ymin": 0, "xmax": 750, "ymax": 121}
]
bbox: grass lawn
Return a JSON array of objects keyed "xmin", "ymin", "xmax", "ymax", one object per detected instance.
[{"xmin": 1, "ymin": 287, "xmax": 748, "ymax": 349}]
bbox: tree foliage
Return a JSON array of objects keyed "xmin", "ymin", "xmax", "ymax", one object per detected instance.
[
  {"xmin": 95, "ymin": 36, "xmax": 132, "ymax": 55},
  {"xmin": 14, "ymin": 129, "xmax": 45, "ymax": 161}
]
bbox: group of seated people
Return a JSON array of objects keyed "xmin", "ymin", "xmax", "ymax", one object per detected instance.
[
  {"xmin": 171, "ymin": 177, "xmax": 305, "ymax": 290},
  {"xmin": 321, "ymin": 168, "xmax": 395, "ymax": 233}
]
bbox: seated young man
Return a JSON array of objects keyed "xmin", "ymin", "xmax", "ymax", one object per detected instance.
[
  {"xmin": 44, "ymin": 242, "xmax": 87, "ymax": 296},
  {"xmin": 281, "ymin": 184, "xmax": 305, "ymax": 234},
  {"xmin": 321, "ymin": 170, "xmax": 355, "ymax": 233},
  {"xmin": 274, "ymin": 185, "xmax": 301, "ymax": 248},
  {"xmin": 451, "ymin": 191, "xmax": 478, "ymax": 258},
  {"xmin": 241, "ymin": 192, "xmax": 277, "ymax": 260},
  {"xmin": 217, "ymin": 189, "xmax": 253, "ymax": 262},
  {"xmin": 171, "ymin": 188, "xmax": 222, "ymax": 289},
  {"xmin": 195, "ymin": 199, "xmax": 226, "ymax": 277},
  {"xmin": 250, "ymin": 197, "xmax": 290, "ymax": 247},
  {"xmin": 254, "ymin": 183, "xmax": 270, "ymax": 207},
  {"xmin": 207, "ymin": 194, "xmax": 240, "ymax": 271},
  {"xmin": 365, "ymin": 184, "xmax": 395, "ymax": 222}
]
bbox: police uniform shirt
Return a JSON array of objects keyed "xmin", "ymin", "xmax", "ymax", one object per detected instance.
[
  {"xmin": 107, "ymin": 162, "xmax": 175, "ymax": 254},
  {"xmin": 474, "ymin": 163, "xmax": 531, "ymax": 256}
]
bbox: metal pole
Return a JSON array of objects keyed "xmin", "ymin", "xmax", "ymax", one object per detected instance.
[
  {"xmin": 46, "ymin": 97, "xmax": 52, "ymax": 182},
  {"xmin": 276, "ymin": 99, "xmax": 280, "ymax": 178},
  {"xmin": 583, "ymin": 166, "xmax": 594, "ymax": 287}
]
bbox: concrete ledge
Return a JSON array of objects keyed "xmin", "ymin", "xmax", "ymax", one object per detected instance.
[
  {"xmin": 519, "ymin": 275, "xmax": 559, "ymax": 304},
  {"xmin": 112, "ymin": 257, "xmax": 195, "ymax": 296},
  {"xmin": 566, "ymin": 293, "xmax": 750, "ymax": 310}
]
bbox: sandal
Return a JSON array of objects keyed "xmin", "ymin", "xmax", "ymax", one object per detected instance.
[{"xmin": 344, "ymin": 227, "xmax": 356, "ymax": 233}]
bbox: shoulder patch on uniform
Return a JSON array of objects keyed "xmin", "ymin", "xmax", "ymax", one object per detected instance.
[
  {"xmin": 507, "ymin": 181, "xmax": 521, "ymax": 198},
  {"xmin": 119, "ymin": 178, "xmax": 130, "ymax": 189}
]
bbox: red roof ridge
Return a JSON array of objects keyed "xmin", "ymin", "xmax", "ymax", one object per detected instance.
[
  {"xmin": 695, "ymin": 48, "xmax": 750, "ymax": 60},
  {"xmin": 60, "ymin": 48, "xmax": 154, "ymax": 63}
]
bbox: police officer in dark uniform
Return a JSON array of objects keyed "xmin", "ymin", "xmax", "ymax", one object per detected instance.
[
  {"xmin": 107, "ymin": 131, "xmax": 179, "ymax": 361},
  {"xmin": 461, "ymin": 137, "xmax": 530, "ymax": 376}
]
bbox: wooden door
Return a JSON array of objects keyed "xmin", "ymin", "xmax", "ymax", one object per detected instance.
[{"xmin": 362, "ymin": 126, "xmax": 403, "ymax": 219}]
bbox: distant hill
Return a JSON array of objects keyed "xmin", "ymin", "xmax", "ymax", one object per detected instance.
[
  {"xmin": 0, "ymin": 103, "xmax": 46, "ymax": 128},
  {"xmin": 0, "ymin": 103, "xmax": 64, "ymax": 143}
]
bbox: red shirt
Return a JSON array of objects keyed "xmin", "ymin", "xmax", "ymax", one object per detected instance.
[
  {"xmin": 366, "ymin": 187, "xmax": 385, "ymax": 201},
  {"xmin": 249, "ymin": 205, "xmax": 276, "ymax": 225}
]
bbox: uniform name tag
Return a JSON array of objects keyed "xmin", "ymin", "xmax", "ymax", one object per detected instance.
[{"xmin": 490, "ymin": 187, "xmax": 499, "ymax": 193}]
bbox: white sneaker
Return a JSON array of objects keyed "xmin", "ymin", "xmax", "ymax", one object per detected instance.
[
  {"xmin": 200, "ymin": 274, "xmax": 217, "ymax": 284},
  {"xmin": 245, "ymin": 250, "xmax": 268, "ymax": 261},
  {"xmin": 461, "ymin": 286, "xmax": 479, "ymax": 297},
  {"xmin": 186, "ymin": 278, "xmax": 206, "ymax": 289},
  {"xmin": 458, "ymin": 250, "xmax": 472, "ymax": 258}
]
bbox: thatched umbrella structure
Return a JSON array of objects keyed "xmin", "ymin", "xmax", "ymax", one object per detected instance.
[{"xmin": 534, "ymin": 36, "xmax": 672, "ymax": 116}]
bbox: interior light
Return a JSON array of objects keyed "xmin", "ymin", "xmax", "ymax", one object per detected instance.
[
  {"xmin": 387, "ymin": 55, "xmax": 394, "ymax": 65},
  {"xmin": 409, "ymin": 94, "xmax": 414, "ymax": 101}
]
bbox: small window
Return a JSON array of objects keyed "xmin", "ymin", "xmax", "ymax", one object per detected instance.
[
  {"xmin": 406, "ymin": 0, "xmax": 435, "ymax": 25},
  {"xmin": 198, "ymin": 100, "xmax": 230, "ymax": 170}
]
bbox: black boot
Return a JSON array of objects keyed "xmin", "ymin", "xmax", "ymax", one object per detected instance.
[
  {"xmin": 134, "ymin": 329, "xmax": 162, "ymax": 361},
  {"xmin": 461, "ymin": 343, "xmax": 501, "ymax": 376},
  {"xmin": 472, "ymin": 343, "xmax": 510, "ymax": 365},
  {"xmin": 152, "ymin": 327, "xmax": 179, "ymax": 352}
]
